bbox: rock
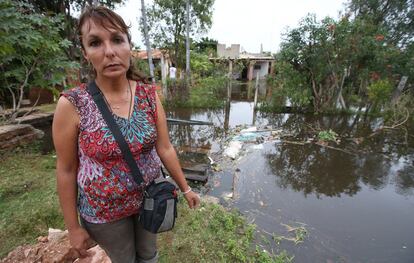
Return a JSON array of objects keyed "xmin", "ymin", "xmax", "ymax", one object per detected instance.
[
  {"xmin": 37, "ymin": 236, "xmax": 48, "ymax": 243},
  {"xmin": 48, "ymin": 228, "xmax": 68, "ymax": 244},
  {"xmin": 202, "ymin": 195, "xmax": 220, "ymax": 204},
  {"xmin": 13, "ymin": 112, "xmax": 54, "ymax": 126},
  {"xmin": 0, "ymin": 229, "xmax": 110, "ymax": 263},
  {"xmin": 0, "ymin": 124, "xmax": 44, "ymax": 151},
  {"xmin": 75, "ymin": 246, "xmax": 110, "ymax": 263}
]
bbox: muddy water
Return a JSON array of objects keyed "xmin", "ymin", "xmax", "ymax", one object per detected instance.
[{"xmin": 166, "ymin": 83, "xmax": 414, "ymax": 262}]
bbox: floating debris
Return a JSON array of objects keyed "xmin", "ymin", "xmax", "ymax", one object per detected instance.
[{"xmin": 224, "ymin": 140, "xmax": 243, "ymax": 159}]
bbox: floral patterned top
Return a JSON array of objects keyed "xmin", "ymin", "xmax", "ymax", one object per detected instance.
[{"xmin": 62, "ymin": 82, "xmax": 161, "ymax": 223}]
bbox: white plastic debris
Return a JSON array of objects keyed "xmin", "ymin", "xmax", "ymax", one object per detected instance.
[
  {"xmin": 222, "ymin": 192, "xmax": 234, "ymax": 200},
  {"xmin": 250, "ymin": 144, "xmax": 264, "ymax": 150},
  {"xmin": 240, "ymin": 126, "xmax": 257, "ymax": 133},
  {"xmin": 224, "ymin": 140, "xmax": 243, "ymax": 159}
]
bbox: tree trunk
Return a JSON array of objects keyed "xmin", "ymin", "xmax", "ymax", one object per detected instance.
[
  {"xmin": 140, "ymin": 0, "xmax": 155, "ymax": 84},
  {"xmin": 391, "ymin": 76, "xmax": 408, "ymax": 103},
  {"xmin": 185, "ymin": 0, "xmax": 191, "ymax": 96}
]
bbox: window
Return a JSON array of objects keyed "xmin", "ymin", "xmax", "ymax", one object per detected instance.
[{"xmin": 254, "ymin": 64, "xmax": 261, "ymax": 70}]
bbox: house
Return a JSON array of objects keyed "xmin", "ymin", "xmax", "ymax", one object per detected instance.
[
  {"xmin": 131, "ymin": 49, "xmax": 172, "ymax": 79},
  {"xmin": 212, "ymin": 43, "xmax": 275, "ymax": 81}
]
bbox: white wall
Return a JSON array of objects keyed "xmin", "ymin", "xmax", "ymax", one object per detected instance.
[{"xmin": 252, "ymin": 61, "xmax": 269, "ymax": 79}]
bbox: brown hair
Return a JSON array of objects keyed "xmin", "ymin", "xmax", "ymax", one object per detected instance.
[{"xmin": 78, "ymin": 6, "xmax": 146, "ymax": 82}]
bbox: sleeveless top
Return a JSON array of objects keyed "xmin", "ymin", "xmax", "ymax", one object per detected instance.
[{"xmin": 62, "ymin": 82, "xmax": 161, "ymax": 224}]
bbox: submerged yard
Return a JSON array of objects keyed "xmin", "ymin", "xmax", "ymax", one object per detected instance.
[
  {"xmin": 0, "ymin": 142, "xmax": 291, "ymax": 262},
  {"xmin": 165, "ymin": 83, "xmax": 414, "ymax": 263}
]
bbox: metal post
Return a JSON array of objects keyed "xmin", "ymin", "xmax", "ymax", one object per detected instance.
[{"xmin": 254, "ymin": 72, "xmax": 259, "ymax": 109}]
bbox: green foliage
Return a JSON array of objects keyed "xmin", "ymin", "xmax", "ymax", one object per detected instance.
[
  {"xmin": 293, "ymin": 226, "xmax": 308, "ymax": 245},
  {"xmin": 269, "ymin": 4, "xmax": 413, "ymax": 115},
  {"xmin": 133, "ymin": 58, "xmax": 150, "ymax": 77},
  {"xmin": 190, "ymin": 76, "xmax": 227, "ymax": 107},
  {"xmin": 190, "ymin": 52, "xmax": 214, "ymax": 78},
  {"xmin": 255, "ymin": 247, "xmax": 294, "ymax": 263},
  {"xmin": 28, "ymin": 0, "xmax": 125, "ymax": 14},
  {"xmin": 348, "ymin": 0, "xmax": 414, "ymax": 47},
  {"xmin": 193, "ymin": 37, "xmax": 218, "ymax": 56},
  {"xmin": 159, "ymin": 201, "xmax": 291, "ymax": 262},
  {"xmin": 168, "ymin": 76, "xmax": 227, "ymax": 108},
  {"xmin": 143, "ymin": 0, "xmax": 215, "ymax": 68},
  {"xmin": 367, "ymin": 79, "xmax": 393, "ymax": 105},
  {"xmin": 0, "ymin": 0, "xmax": 78, "ymax": 116},
  {"xmin": 318, "ymin": 129, "xmax": 338, "ymax": 142}
]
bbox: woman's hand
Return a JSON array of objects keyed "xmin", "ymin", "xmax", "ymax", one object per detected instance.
[
  {"xmin": 184, "ymin": 190, "xmax": 200, "ymax": 209},
  {"xmin": 68, "ymin": 227, "xmax": 93, "ymax": 258}
]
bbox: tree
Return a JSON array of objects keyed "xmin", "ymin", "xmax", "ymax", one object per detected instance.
[
  {"xmin": 185, "ymin": 0, "xmax": 191, "ymax": 86},
  {"xmin": 140, "ymin": 0, "xmax": 155, "ymax": 84},
  {"xmin": 274, "ymin": 11, "xmax": 404, "ymax": 113},
  {"xmin": 143, "ymin": 0, "xmax": 215, "ymax": 69},
  {"xmin": 27, "ymin": 0, "xmax": 125, "ymax": 59},
  {"xmin": 0, "ymin": 0, "xmax": 77, "ymax": 122},
  {"xmin": 193, "ymin": 37, "xmax": 218, "ymax": 55},
  {"xmin": 348, "ymin": 0, "xmax": 414, "ymax": 48}
]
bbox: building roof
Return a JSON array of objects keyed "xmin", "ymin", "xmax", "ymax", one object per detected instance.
[
  {"xmin": 131, "ymin": 49, "xmax": 169, "ymax": 60},
  {"xmin": 239, "ymin": 52, "xmax": 274, "ymax": 60}
]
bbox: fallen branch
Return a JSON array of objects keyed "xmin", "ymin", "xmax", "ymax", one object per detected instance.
[
  {"xmin": 367, "ymin": 108, "xmax": 410, "ymax": 138},
  {"xmin": 315, "ymin": 142, "xmax": 357, "ymax": 156},
  {"xmin": 283, "ymin": 140, "xmax": 308, "ymax": 146},
  {"xmin": 382, "ymin": 108, "xmax": 410, "ymax": 130}
]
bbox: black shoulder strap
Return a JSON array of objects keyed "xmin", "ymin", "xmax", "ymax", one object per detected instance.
[{"xmin": 87, "ymin": 81, "xmax": 144, "ymax": 186}]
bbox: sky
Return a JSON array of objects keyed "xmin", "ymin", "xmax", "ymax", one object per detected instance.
[{"xmin": 115, "ymin": 0, "xmax": 347, "ymax": 53}]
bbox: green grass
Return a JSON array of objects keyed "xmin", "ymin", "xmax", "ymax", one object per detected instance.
[
  {"xmin": 158, "ymin": 201, "xmax": 291, "ymax": 262},
  {"xmin": 0, "ymin": 142, "xmax": 292, "ymax": 262},
  {"xmin": 0, "ymin": 142, "xmax": 64, "ymax": 258},
  {"xmin": 36, "ymin": 103, "xmax": 57, "ymax": 113}
]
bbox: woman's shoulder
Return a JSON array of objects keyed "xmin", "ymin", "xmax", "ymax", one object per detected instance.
[
  {"xmin": 60, "ymin": 83, "xmax": 89, "ymax": 108},
  {"xmin": 61, "ymin": 83, "xmax": 88, "ymax": 98},
  {"xmin": 135, "ymin": 81, "xmax": 157, "ymax": 95}
]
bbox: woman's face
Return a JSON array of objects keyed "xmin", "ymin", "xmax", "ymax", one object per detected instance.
[{"xmin": 81, "ymin": 19, "xmax": 131, "ymax": 80}]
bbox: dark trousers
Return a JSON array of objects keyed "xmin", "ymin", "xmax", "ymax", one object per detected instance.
[{"xmin": 81, "ymin": 214, "xmax": 158, "ymax": 263}]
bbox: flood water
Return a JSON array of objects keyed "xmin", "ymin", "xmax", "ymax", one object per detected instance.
[{"xmin": 166, "ymin": 82, "xmax": 414, "ymax": 262}]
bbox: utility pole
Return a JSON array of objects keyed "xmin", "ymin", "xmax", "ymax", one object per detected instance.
[
  {"xmin": 185, "ymin": 0, "xmax": 191, "ymax": 88},
  {"xmin": 140, "ymin": 0, "xmax": 155, "ymax": 84}
]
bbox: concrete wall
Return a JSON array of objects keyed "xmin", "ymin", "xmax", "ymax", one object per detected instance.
[
  {"xmin": 252, "ymin": 61, "xmax": 269, "ymax": 79},
  {"xmin": 217, "ymin": 44, "xmax": 240, "ymax": 59}
]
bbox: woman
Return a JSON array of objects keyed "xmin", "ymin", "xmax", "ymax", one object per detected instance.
[{"xmin": 52, "ymin": 6, "xmax": 199, "ymax": 263}]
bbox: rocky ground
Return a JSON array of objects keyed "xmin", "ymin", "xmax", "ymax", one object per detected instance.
[{"xmin": 0, "ymin": 229, "xmax": 109, "ymax": 263}]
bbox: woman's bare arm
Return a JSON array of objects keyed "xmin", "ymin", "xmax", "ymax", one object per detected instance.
[
  {"xmin": 154, "ymin": 93, "xmax": 200, "ymax": 208},
  {"xmin": 52, "ymin": 96, "xmax": 90, "ymax": 257}
]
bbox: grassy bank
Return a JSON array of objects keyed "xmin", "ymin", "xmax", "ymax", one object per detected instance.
[
  {"xmin": 0, "ymin": 142, "xmax": 64, "ymax": 258},
  {"xmin": 0, "ymin": 142, "xmax": 291, "ymax": 262}
]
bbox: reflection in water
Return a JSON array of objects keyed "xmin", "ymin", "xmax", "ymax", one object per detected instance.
[
  {"xmin": 167, "ymin": 96, "xmax": 414, "ymax": 198},
  {"xmin": 166, "ymin": 81, "xmax": 414, "ymax": 262},
  {"xmin": 263, "ymin": 113, "xmax": 414, "ymax": 197},
  {"xmin": 268, "ymin": 143, "xmax": 362, "ymax": 197}
]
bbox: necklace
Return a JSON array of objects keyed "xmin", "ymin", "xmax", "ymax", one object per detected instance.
[{"xmin": 102, "ymin": 80, "xmax": 133, "ymax": 120}]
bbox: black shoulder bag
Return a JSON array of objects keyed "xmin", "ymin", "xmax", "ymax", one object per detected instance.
[{"xmin": 87, "ymin": 81, "xmax": 178, "ymax": 234}]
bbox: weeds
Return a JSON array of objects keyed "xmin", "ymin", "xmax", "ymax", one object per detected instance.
[
  {"xmin": 317, "ymin": 129, "xmax": 338, "ymax": 142},
  {"xmin": 166, "ymin": 76, "xmax": 227, "ymax": 109}
]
